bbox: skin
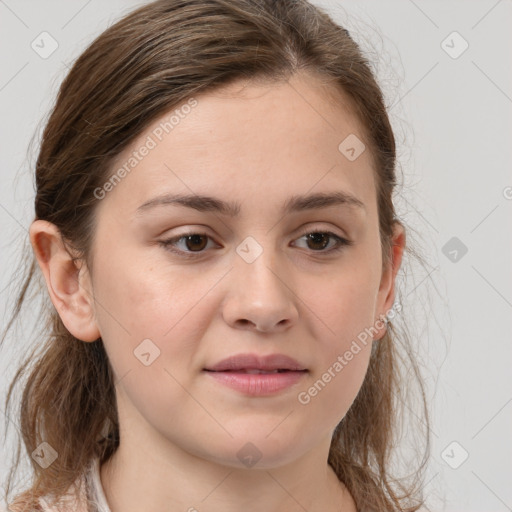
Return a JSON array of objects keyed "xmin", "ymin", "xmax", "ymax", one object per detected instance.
[{"xmin": 30, "ymin": 70, "xmax": 405, "ymax": 512}]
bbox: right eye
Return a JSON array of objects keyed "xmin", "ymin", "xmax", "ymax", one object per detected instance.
[{"xmin": 159, "ymin": 231, "xmax": 217, "ymax": 258}]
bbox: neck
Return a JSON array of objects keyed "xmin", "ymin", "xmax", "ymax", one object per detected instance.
[{"xmin": 100, "ymin": 438, "xmax": 354, "ymax": 512}]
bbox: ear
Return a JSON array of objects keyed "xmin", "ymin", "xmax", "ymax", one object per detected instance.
[
  {"xmin": 373, "ymin": 222, "xmax": 406, "ymax": 340},
  {"xmin": 29, "ymin": 219, "xmax": 101, "ymax": 342}
]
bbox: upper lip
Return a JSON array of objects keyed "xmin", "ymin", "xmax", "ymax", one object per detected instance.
[{"xmin": 204, "ymin": 353, "xmax": 307, "ymax": 372}]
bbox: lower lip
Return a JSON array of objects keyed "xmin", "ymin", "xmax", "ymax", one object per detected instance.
[{"xmin": 204, "ymin": 370, "xmax": 307, "ymax": 395}]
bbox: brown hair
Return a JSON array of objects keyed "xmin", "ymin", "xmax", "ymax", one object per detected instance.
[{"xmin": 1, "ymin": 0, "xmax": 430, "ymax": 510}]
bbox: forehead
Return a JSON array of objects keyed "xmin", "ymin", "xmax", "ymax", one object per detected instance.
[{"xmin": 98, "ymin": 71, "xmax": 377, "ymax": 220}]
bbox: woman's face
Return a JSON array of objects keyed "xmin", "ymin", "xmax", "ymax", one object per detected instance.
[{"xmin": 80, "ymin": 71, "xmax": 403, "ymax": 468}]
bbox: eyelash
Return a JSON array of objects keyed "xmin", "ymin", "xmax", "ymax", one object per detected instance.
[{"xmin": 159, "ymin": 229, "xmax": 353, "ymax": 259}]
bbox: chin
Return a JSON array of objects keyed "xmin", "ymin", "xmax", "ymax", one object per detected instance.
[{"xmin": 198, "ymin": 433, "xmax": 307, "ymax": 471}]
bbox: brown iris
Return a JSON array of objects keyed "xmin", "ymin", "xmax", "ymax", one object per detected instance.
[
  {"xmin": 184, "ymin": 234, "xmax": 208, "ymax": 252},
  {"xmin": 305, "ymin": 232, "xmax": 330, "ymax": 251}
]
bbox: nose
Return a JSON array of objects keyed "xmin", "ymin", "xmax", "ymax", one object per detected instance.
[{"xmin": 222, "ymin": 246, "xmax": 299, "ymax": 333}]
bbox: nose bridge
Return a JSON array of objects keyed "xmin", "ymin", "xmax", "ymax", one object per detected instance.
[
  {"xmin": 235, "ymin": 234, "xmax": 285, "ymax": 295},
  {"xmin": 223, "ymin": 234, "xmax": 298, "ymax": 332}
]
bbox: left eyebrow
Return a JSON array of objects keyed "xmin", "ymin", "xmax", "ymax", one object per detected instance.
[{"xmin": 135, "ymin": 191, "xmax": 366, "ymax": 217}]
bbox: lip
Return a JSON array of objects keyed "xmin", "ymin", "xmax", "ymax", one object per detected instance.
[
  {"xmin": 204, "ymin": 353, "xmax": 307, "ymax": 372},
  {"xmin": 203, "ymin": 353, "xmax": 308, "ymax": 396}
]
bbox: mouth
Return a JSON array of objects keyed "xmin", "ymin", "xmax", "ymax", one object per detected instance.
[
  {"xmin": 204, "ymin": 368, "xmax": 306, "ymax": 374},
  {"xmin": 203, "ymin": 353, "xmax": 308, "ymax": 395},
  {"xmin": 203, "ymin": 352, "xmax": 307, "ymax": 373}
]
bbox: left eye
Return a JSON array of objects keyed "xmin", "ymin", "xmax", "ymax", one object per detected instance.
[
  {"xmin": 293, "ymin": 231, "xmax": 352, "ymax": 253},
  {"xmin": 159, "ymin": 230, "xmax": 352, "ymax": 257}
]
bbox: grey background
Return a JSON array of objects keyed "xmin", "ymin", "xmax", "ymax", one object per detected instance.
[{"xmin": 1, "ymin": 1, "xmax": 511, "ymax": 510}]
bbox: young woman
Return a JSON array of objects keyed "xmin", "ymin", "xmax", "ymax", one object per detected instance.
[{"xmin": 1, "ymin": 1, "xmax": 430, "ymax": 511}]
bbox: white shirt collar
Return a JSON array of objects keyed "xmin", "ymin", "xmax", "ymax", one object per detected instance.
[{"xmin": 86, "ymin": 457, "xmax": 112, "ymax": 512}]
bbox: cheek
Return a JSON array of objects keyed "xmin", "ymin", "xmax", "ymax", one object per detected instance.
[
  {"xmin": 93, "ymin": 240, "xmax": 197, "ymax": 335},
  {"xmin": 294, "ymin": 269, "xmax": 376, "ymax": 423},
  {"xmin": 307, "ymin": 266, "xmax": 379, "ymax": 350},
  {"xmin": 92, "ymin": 258, "xmax": 212, "ymax": 441},
  {"xmin": 296, "ymin": 337, "xmax": 372, "ymax": 434},
  {"xmin": 90, "ymin": 248, "xmax": 204, "ymax": 380}
]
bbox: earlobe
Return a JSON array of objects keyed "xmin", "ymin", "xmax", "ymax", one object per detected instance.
[
  {"xmin": 374, "ymin": 222, "xmax": 406, "ymax": 340},
  {"xmin": 29, "ymin": 220, "xmax": 101, "ymax": 342}
]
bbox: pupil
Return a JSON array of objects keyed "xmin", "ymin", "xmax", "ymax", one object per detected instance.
[
  {"xmin": 308, "ymin": 233, "xmax": 327, "ymax": 250},
  {"xmin": 186, "ymin": 235, "xmax": 207, "ymax": 251}
]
